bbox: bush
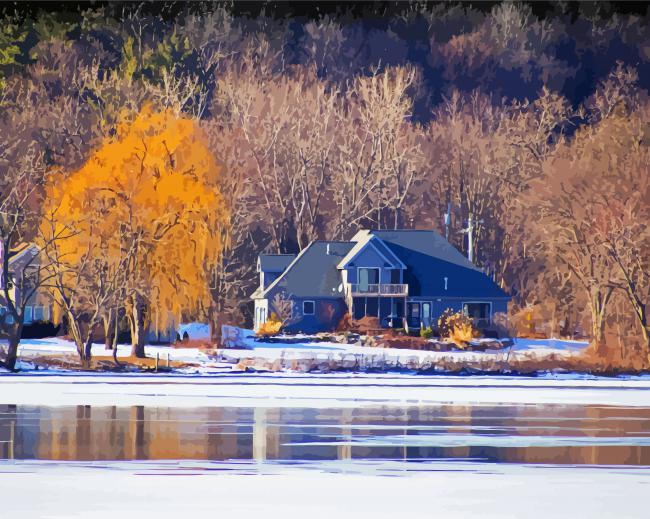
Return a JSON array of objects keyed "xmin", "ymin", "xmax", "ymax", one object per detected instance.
[
  {"xmin": 257, "ymin": 317, "xmax": 282, "ymax": 337},
  {"xmin": 336, "ymin": 312, "xmax": 354, "ymax": 332},
  {"xmin": 419, "ymin": 326, "xmax": 434, "ymax": 339},
  {"xmin": 350, "ymin": 316, "xmax": 381, "ymax": 334},
  {"xmin": 438, "ymin": 309, "xmax": 480, "ymax": 346},
  {"xmin": 449, "ymin": 322, "xmax": 479, "ymax": 346}
]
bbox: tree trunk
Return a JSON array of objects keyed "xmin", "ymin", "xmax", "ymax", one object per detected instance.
[
  {"xmin": 210, "ymin": 301, "xmax": 224, "ymax": 349},
  {"xmin": 83, "ymin": 334, "xmax": 94, "ymax": 369},
  {"xmin": 112, "ymin": 307, "xmax": 121, "ymax": 367},
  {"xmin": 622, "ymin": 292, "xmax": 650, "ymax": 367},
  {"xmin": 67, "ymin": 312, "xmax": 86, "ymax": 364},
  {"xmin": 103, "ymin": 310, "xmax": 116, "ymax": 350},
  {"xmin": 130, "ymin": 295, "xmax": 146, "ymax": 358},
  {"xmin": 3, "ymin": 327, "xmax": 21, "ymax": 371},
  {"xmin": 589, "ymin": 287, "xmax": 612, "ymax": 358}
]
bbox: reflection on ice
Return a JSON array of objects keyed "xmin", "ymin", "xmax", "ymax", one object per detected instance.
[
  {"xmin": 2, "ymin": 402, "xmax": 650, "ymax": 466},
  {"xmin": 287, "ymin": 433, "xmax": 650, "ymax": 448}
]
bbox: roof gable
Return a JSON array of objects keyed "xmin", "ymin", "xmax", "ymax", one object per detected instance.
[
  {"xmin": 337, "ymin": 235, "xmax": 406, "ymax": 270},
  {"xmin": 368, "ymin": 230, "xmax": 509, "ymax": 298}
]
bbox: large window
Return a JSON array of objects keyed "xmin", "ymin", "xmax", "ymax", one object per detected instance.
[
  {"xmin": 303, "ymin": 300, "xmax": 315, "ymax": 315},
  {"xmin": 358, "ymin": 268, "xmax": 379, "ymax": 291},
  {"xmin": 463, "ymin": 302, "xmax": 491, "ymax": 321}
]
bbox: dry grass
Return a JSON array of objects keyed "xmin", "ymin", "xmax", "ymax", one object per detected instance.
[
  {"xmin": 233, "ymin": 338, "xmax": 650, "ymax": 376},
  {"xmin": 26, "ymin": 353, "xmax": 195, "ymax": 372}
]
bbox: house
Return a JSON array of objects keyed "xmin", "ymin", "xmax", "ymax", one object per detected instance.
[
  {"xmin": 1, "ymin": 243, "xmax": 175, "ymax": 343},
  {"xmin": 0, "ymin": 243, "xmax": 53, "ymax": 326},
  {"xmin": 251, "ymin": 229, "xmax": 510, "ymax": 334}
]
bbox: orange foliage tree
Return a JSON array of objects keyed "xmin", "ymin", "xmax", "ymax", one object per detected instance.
[{"xmin": 41, "ymin": 106, "xmax": 228, "ymax": 360}]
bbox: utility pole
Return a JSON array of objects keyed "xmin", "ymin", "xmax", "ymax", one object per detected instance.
[
  {"xmin": 443, "ymin": 202, "xmax": 451, "ymax": 241},
  {"xmin": 467, "ymin": 214, "xmax": 474, "ymax": 264},
  {"xmin": 445, "ymin": 203, "xmax": 481, "ymax": 264},
  {"xmin": 458, "ymin": 213, "xmax": 482, "ymax": 264}
]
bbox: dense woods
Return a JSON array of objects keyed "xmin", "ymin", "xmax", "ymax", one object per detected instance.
[{"xmin": 1, "ymin": 2, "xmax": 649, "ymax": 368}]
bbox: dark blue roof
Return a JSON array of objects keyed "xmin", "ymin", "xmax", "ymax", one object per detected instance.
[
  {"xmin": 368, "ymin": 230, "xmax": 509, "ymax": 298},
  {"xmin": 255, "ymin": 231, "xmax": 509, "ymax": 301}
]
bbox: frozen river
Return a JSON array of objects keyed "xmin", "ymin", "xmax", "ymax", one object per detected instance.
[{"xmin": 1, "ymin": 373, "xmax": 650, "ymax": 517}]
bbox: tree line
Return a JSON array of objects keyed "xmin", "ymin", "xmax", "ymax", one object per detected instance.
[{"xmin": 1, "ymin": 2, "xmax": 649, "ymax": 369}]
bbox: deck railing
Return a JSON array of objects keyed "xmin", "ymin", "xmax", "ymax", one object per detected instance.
[{"xmin": 349, "ymin": 283, "xmax": 408, "ymax": 296}]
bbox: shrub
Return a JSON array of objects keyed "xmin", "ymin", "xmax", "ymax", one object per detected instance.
[
  {"xmin": 449, "ymin": 322, "xmax": 479, "ymax": 346},
  {"xmin": 351, "ymin": 316, "xmax": 381, "ymax": 334},
  {"xmin": 336, "ymin": 312, "xmax": 354, "ymax": 332},
  {"xmin": 438, "ymin": 309, "xmax": 480, "ymax": 346},
  {"xmin": 420, "ymin": 326, "xmax": 434, "ymax": 339},
  {"xmin": 257, "ymin": 315, "xmax": 283, "ymax": 337},
  {"xmin": 438, "ymin": 308, "xmax": 465, "ymax": 337}
]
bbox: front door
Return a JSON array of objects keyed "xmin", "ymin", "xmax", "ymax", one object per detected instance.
[{"xmin": 407, "ymin": 302, "xmax": 420, "ymax": 329}]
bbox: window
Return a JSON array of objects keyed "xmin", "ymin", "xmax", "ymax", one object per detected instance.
[
  {"xmin": 390, "ymin": 269, "xmax": 401, "ymax": 283},
  {"xmin": 303, "ymin": 300, "xmax": 315, "ymax": 315},
  {"xmin": 422, "ymin": 302, "xmax": 432, "ymax": 327},
  {"xmin": 24, "ymin": 306, "xmax": 33, "ymax": 324},
  {"xmin": 463, "ymin": 302, "xmax": 491, "ymax": 321},
  {"xmin": 34, "ymin": 306, "xmax": 45, "ymax": 322},
  {"xmin": 358, "ymin": 268, "xmax": 379, "ymax": 291}
]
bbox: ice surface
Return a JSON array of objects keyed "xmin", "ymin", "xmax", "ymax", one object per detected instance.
[
  {"xmin": 0, "ymin": 459, "xmax": 648, "ymax": 519},
  {"xmin": 1, "ymin": 372, "xmax": 650, "ymax": 408}
]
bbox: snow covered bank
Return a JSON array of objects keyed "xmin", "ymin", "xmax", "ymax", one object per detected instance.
[
  {"xmin": 2, "ymin": 332, "xmax": 591, "ymax": 375},
  {"xmin": 1, "ymin": 372, "xmax": 650, "ymax": 408},
  {"xmin": 1, "ymin": 459, "xmax": 648, "ymax": 519}
]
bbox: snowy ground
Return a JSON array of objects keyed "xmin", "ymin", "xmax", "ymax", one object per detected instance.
[
  {"xmin": 1, "ymin": 330, "xmax": 591, "ymax": 374},
  {"xmin": 1, "ymin": 459, "xmax": 648, "ymax": 519}
]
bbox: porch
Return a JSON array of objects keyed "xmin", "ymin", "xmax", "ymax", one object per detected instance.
[
  {"xmin": 349, "ymin": 299, "xmax": 493, "ymax": 331},
  {"xmin": 349, "ymin": 283, "xmax": 408, "ymax": 296}
]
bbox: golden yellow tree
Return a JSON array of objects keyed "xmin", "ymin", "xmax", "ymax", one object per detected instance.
[{"xmin": 43, "ymin": 106, "xmax": 228, "ymax": 360}]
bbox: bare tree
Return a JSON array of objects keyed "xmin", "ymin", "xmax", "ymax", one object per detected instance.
[
  {"xmin": 271, "ymin": 291, "xmax": 298, "ymax": 329},
  {"xmin": 331, "ymin": 66, "xmax": 419, "ymax": 238}
]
